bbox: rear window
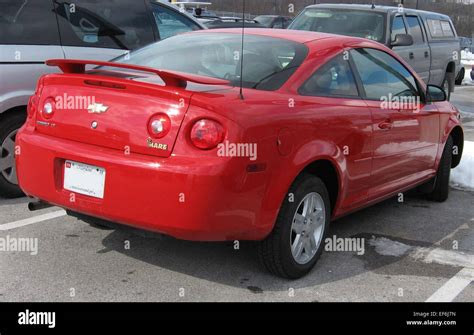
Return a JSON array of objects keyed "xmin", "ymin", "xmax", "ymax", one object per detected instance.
[
  {"xmin": 111, "ymin": 33, "xmax": 308, "ymax": 91},
  {"xmin": 0, "ymin": 0, "xmax": 59, "ymax": 45},
  {"xmin": 289, "ymin": 8, "xmax": 386, "ymax": 43},
  {"xmin": 54, "ymin": 0, "xmax": 155, "ymax": 50},
  {"xmin": 427, "ymin": 19, "xmax": 455, "ymax": 38}
]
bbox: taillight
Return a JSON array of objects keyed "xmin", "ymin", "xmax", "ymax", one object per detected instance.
[
  {"xmin": 27, "ymin": 95, "xmax": 39, "ymax": 118},
  {"xmin": 147, "ymin": 113, "xmax": 171, "ymax": 139},
  {"xmin": 190, "ymin": 119, "xmax": 225, "ymax": 150},
  {"xmin": 41, "ymin": 97, "xmax": 56, "ymax": 119}
]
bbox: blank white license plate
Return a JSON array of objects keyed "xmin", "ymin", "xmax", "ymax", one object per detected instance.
[{"xmin": 63, "ymin": 160, "xmax": 106, "ymax": 199}]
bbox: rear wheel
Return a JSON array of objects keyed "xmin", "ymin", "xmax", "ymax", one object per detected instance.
[
  {"xmin": 428, "ymin": 136, "xmax": 453, "ymax": 202},
  {"xmin": 0, "ymin": 113, "xmax": 25, "ymax": 198},
  {"xmin": 258, "ymin": 174, "xmax": 330, "ymax": 279}
]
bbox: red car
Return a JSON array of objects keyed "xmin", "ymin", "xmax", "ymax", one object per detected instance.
[{"xmin": 16, "ymin": 29, "xmax": 464, "ymax": 278}]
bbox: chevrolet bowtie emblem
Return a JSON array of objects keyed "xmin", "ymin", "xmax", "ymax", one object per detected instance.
[{"xmin": 87, "ymin": 103, "xmax": 109, "ymax": 114}]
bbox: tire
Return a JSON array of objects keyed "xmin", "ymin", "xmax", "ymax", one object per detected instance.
[
  {"xmin": 258, "ymin": 174, "xmax": 330, "ymax": 279},
  {"xmin": 455, "ymin": 68, "xmax": 465, "ymax": 85},
  {"xmin": 441, "ymin": 72, "xmax": 453, "ymax": 101},
  {"xmin": 0, "ymin": 112, "xmax": 26, "ymax": 198},
  {"xmin": 428, "ymin": 136, "xmax": 453, "ymax": 202}
]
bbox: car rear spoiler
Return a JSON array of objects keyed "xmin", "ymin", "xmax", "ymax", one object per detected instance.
[{"xmin": 45, "ymin": 59, "xmax": 230, "ymax": 87}]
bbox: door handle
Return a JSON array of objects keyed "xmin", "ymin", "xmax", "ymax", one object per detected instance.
[
  {"xmin": 424, "ymin": 51, "xmax": 429, "ymax": 58},
  {"xmin": 378, "ymin": 120, "xmax": 393, "ymax": 130},
  {"xmin": 409, "ymin": 52, "xmax": 414, "ymax": 59}
]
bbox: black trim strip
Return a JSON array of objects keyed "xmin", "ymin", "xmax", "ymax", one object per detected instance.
[{"xmin": 0, "ymin": 61, "xmax": 45, "ymax": 65}]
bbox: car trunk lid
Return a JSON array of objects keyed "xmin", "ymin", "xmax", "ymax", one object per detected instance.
[{"xmin": 34, "ymin": 59, "xmax": 230, "ymax": 158}]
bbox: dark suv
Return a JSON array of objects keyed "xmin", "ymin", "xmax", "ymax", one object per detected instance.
[{"xmin": 0, "ymin": 0, "xmax": 204, "ymax": 197}]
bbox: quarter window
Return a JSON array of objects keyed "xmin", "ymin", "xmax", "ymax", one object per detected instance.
[
  {"xmin": 350, "ymin": 48, "xmax": 419, "ymax": 101},
  {"xmin": 299, "ymin": 53, "xmax": 359, "ymax": 98}
]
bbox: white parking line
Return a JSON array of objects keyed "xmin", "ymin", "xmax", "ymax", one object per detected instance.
[
  {"xmin": 426, "ymin": 268, "xmax": 474, "ymax": 302},
  {"xmin": 369, "ymin": 236, "xmax": 474, "ymax": 302},
  {"xmin": 0, "ymin": 210, "xmax": 66, "ymax": 231},
  {"xmin": 411, "ymin": 247, "xmax": 474, "ymax": 269}
]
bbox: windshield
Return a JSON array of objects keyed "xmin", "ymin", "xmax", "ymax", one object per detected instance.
[
  {"xmin": 111, "ymin": 33, "xmax": 308, "ymax": 90},
  {"xmin": 289, "ymin": 8, "xmax": 386, "ymax": 43}
]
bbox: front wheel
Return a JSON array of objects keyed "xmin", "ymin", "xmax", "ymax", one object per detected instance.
[
  {"xmin": 428, "ymin": 136, "xmax": 453, "ymax": 202},
  {"xmin": 258, "ymin": 174, "xmax": 330, "ymax": 279}
]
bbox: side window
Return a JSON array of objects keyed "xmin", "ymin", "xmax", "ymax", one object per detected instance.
[
  {"xmin": 299, "ymin": 53, "xmax": 359, "ymax": 98},
  {"xmin": 151, "ymin": 3, "xmax": 200, "ymax": 40},
  {"xmin": 55, "ymin": 0, "xmax": 155, "ymax": 50},
  {"xmin": 427, "ymin": 19, "xmax": 455, "ymax": 38},
  {"xmin": 391, "ymin": 16, "xmax": 407, "ymax": 42},
  {"xmin": 350, "ymin": 48, "xmax": 419, "ymax": 101},
  {"xmin": 440, "ymin": 20, "xmax": 455, "ymax": 37},
  {"xmin": 406, "ymin": 16, "xmax": 424, "ymax": 44},
  {"xmin": 0, "ymin": 0, "xmax": 59, "ymax": 45}
]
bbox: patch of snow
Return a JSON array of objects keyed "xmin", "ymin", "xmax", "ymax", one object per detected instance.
[
  {"xmin": 461, "ymin": 49, "xmax": 474, "ymax": 63},
  {"xmin": 368, "ymin": 236, "xmax": 413, "ymax": 257},
  {"xmin": 451, "ymin": 140, "xmax": 474, "ymax": 191}
]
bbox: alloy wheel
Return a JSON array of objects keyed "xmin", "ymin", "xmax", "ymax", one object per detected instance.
[
  {"xmin": 0, "ymin": 129, "xmax": 18, "ymax": 185},
  {"xmin": 290, "ymin": 192, "xmax": 325, "ymax": 265}
]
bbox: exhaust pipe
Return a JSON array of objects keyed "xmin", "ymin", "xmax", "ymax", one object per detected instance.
[{"xmin": 28, "ymin": 200, "xmax": 52, "ymax": 211}]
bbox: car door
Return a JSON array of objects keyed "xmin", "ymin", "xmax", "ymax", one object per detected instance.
[
  {"xmin": 54, "ymin": 0, "xmax": 155, "ymax": 61},
  {"xmin": 298, "ymin": 52, "xmax": 373, "ymax": 211},
  {"xmin": 349, "ymin": 48, "xmax": 439, "ymax": 200}
]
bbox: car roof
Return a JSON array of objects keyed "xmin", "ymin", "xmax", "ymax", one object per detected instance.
[
  {"xmin": 305, "ymin": 3, "xmax": 452, "ymax": 20},
  {"xmin": 192, "ymin": 28, "xmax": 341, "ymax": 44}
]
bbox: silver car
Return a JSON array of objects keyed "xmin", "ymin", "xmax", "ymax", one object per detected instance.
[{"xmin": 0, "ymin": 0, "xmax": 205, "ymax": 197}]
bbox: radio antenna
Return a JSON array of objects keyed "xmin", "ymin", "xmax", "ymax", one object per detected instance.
[{"xmin": 239, "ymin": 0, "xmax": 245, "ymax": 100}]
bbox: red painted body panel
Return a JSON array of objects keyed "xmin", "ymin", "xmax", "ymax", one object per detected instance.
[{"xmin": 16, "ymin": 30, "xmax": 463, "ymax": 241}]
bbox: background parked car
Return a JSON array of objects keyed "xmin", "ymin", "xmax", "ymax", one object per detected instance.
[
  {"xmin": 460, "ymin": 36, "xmax": 473, "ymax": 53},
  {"xmin": 254, "ymin": 15, "xmax": 292, "ymax": 29},
  {"xmin": 204, "ymin": 18, "xmax": 264, "ymax": 29},
  {"xmin": 0, "ymin": 0, "xmax": 205, "ymax": 198},
  {"xmin": 289, "ymin": 4, "xmax": 462, "ymax": 99}
]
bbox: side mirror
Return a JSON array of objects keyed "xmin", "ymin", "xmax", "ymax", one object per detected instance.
[
  {"xmin": 391, "ymin": 34, "xmax": 414, "ymax": 47},
  {"xmin": 427, "ymin": 85, "xmax": 447, "ymax": 102},
  {"xmin": 194, "ymin": 8, "xmax": 202, "ymax": 16}
]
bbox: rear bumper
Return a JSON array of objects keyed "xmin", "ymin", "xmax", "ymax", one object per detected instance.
[{"xmin": 16, "ymin": 127, "xmax": 271, "ymax": 241}]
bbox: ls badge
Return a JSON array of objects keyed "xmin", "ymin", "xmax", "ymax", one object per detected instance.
[{"xmin": 147, "ymin": 138, "xmax": 168, "ymax": 151}]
